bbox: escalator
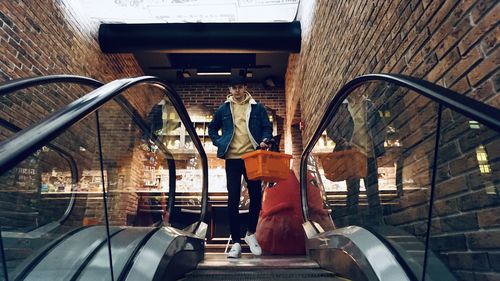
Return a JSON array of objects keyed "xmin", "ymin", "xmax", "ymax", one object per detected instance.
[
  {"xmin": 0, "ymin": 76, "xmax": 105, "ymax": 277},
  {"xmin": 300, "ymin": 74, "xmax": 499, "ymax": 281},
  {"xmin": 0, "ymin": 74, "xmax": 498, "ymax": 281},
  {"xmin": 0, "ymin": 76, "xmax": 208, "ymax": 281},
  {"xmin": 181, "ymin": 255, "xmax": 339, "ymax": 280}
]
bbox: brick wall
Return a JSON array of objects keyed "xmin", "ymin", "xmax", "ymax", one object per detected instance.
[
  {"xmin": 0, "ymin": 0, "xmax": 145, "ymax": 230},
  {"xmin": 288, "ymin": 1, "xmax": 499, "ymax": 280},
  {"xmin": 173, "ymin": 82, "xmax": 285, "ymax": 120},
  {"xmin": 287, "ymin": 0, "xmax": 498, "ymax": 144},
  {"xmin": 173, "ymin": 82, "xmax": 286, "ymax": 150},
  {"xmin": 0, "ymin": 2, "xmax": 142, "ymax": 82}
]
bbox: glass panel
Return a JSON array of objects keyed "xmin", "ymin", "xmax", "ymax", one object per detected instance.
[
  {"xmin": 0, "ymin": 113, "xmax": 111, "ymax": 279},
  {"xmin": 426, "ymin": 107, "xmax": 499, "ymax": 280},
  {"xmin": 97, "ymin": 94, "xmax": 169, "ymax": 230},
  {"xmin": 99, "ymin": 84, "xmax": 204, "ymax": 233},
  {"xmin": 158, "ymin": 95, "xmax": 204, "ymax": 230},
  {"xmin": 307, "ymin": 81, "xmax": 440, "ymax": 280},
  {"xmin": 0, "ymin": 83, "xmax": 96, "ymax": 131},
  {"xmin": 0, "ymin": 231, "xmax": 6, "ymax": 281}
]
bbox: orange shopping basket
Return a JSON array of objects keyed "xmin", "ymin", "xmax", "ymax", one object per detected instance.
[
  {"xmin": 241, "ymin": 150, "xmax": 292, "ymax": 182},
  {"xmin": 317, "ymin": 149, "xmax": 367, "ymax": 181}
]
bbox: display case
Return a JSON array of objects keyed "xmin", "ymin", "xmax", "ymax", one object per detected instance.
[{"xmin": 157, "ymin": 105, "xmax": 217, "ymax": 154}]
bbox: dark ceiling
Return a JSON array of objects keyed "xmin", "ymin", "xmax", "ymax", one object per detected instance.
[
  {"xmin": 134, "ymin": 52, "xmax": 290, "ymax": 84},
  {"xmin": 98, "ymin": 22, "xmax": 300, "ymax": 85}
]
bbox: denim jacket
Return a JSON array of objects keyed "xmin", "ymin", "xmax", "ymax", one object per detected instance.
[{"xmin": 208, "ymin": 98, "xmax": 273, "ymax": 159}]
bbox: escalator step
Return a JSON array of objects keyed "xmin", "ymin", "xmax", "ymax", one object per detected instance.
[{"xmin": 180, "ymin": 268, "xmax": 344, "ymax": 280}]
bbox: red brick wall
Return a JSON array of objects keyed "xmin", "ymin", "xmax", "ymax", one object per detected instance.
[
  {"xmin": 173, "ymin": 82, "xmax": 286, "ymax": 150},
  {"xmin": 287, "ymin": 0, "xmax": 498, "ymax": 144},
  {"xmin": 287, "ymin": 1, "xmax": 499, "ymax": 280},
  {"xmin": 173, "ymin": 82, "xmax": 285, "ymax": 119},
  {"xmin": 0, "ymin": 2, "xmax": 142, "ymax": 82},
  {"xmin": 0, "ymin": 1, "xmax": 145, "ymax": 227}
]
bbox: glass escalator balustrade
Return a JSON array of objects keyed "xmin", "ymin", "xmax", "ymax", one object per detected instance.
[
  {"xmin": 0, "ymin": 111, "xmax": 112, "ymax": 280},
  {"xmin": 0, "ymin": 80, "xmax": 109, "ymax": 281},
  {"xmin": 428, "ymin": 106, "xmax": 499, "ymax": 281},
  {"xmin": 306, "ymin": 79, "xmax": 499, "ymax": 281},
  {"xmin": 0, "ymin": 77, "xmax": 208, "ymax": 281},
  {"xmin": 1, "ymin": 75, "xmax": 497, "ymax": 281}
]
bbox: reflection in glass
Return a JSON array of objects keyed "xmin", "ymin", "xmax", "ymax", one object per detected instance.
[
  {"xmin": 0, "ymin": 113, "xmax": 112, "ymax": 279},
  {"xmin": 95, "ymin": 85, "xmax": 205, "ymax": 231},
  {"xmin": 308, "ymin": 81, "xmax": 441, "ymax": 280},
  {"xmin": 427, "ymin": 107, "xmax": 499, "ymax": 280}
]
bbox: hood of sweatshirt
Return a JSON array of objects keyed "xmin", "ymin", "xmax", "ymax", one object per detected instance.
[{"xmin": 226, "ymin": 92, "xmax": 254, "ymax": 105}]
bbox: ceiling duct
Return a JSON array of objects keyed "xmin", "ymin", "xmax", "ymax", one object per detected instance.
[{"xmin": 99, "ymin": 22, "xmax": 301, "ymax": 53}]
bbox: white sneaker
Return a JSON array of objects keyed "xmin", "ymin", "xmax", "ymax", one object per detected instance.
[
  {"xmin": 244, "ymin": 233, "xmax": 262, "ymax": 256},
  {"xmin": 227, "ymin": 243, "xmax": 241, "ymax": 258}
]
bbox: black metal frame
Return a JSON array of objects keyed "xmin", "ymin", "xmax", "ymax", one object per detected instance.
[{"xmin": 99, "ymin": 22, "xmax": 301, "ymax": 53}]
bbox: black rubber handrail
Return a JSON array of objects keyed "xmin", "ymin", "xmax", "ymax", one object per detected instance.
[
  {"xmin": 0, "ymin": 75, "xmax": 105, "ymax": 236},
  {"xmin": 300, "ymin": 73, "xmax": 500, "ymax": 225},
  {"xmin": 0, "ymin": 75, "xmax": 103, "ymax": 96},
  {"xmin": 0, "ymin": 76, "xmax": 209, "ymax": 234},
  {"xmin": 0, "ymin": 75, "xmax": 104, "ymax": 281}
]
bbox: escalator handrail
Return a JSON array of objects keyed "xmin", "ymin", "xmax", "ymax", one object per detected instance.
[
  {"xmin": 0, "ymin": 76, "xmax": 209, "ymax": 233},
  {"xmin": 300, "ymin": 73, "xmax": 500, "ymax": 224},
  {"xmin": 0, "ymin": 75, "xmax": 103, "ymax": 95},
  {"xmin": 0, "ymin": 75, "xmax": 105, "ymax": 235}
]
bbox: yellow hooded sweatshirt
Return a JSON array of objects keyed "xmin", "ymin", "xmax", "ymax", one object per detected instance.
[{"xmin": 225, "ymin": 92, "xmax": 255, "ymax": 159}]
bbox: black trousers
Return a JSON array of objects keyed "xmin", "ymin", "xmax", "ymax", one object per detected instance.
[
  {"xmin": 225, "ymin": 159, "xmax": 262, "ymax": 244},
  {"xmin": 345, "ymin": 156, "xmax": 381, "ymax": 224}
]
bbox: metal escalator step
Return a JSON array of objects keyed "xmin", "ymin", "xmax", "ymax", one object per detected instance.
[{"xmin": 181, "ymin": 268, "xmax": 343, "ymax": 280}]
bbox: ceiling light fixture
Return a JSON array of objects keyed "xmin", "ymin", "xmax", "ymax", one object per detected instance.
[{"xmin": 197, "ymin": 71, "xmax": 232, "ymax": 76}]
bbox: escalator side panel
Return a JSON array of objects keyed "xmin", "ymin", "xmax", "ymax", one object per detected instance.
[
  {"xmin": 23, "ymin": 226, "xmax": 122, "ymax": 281},
  {"xmin": 9, "ymin": 226, "xmax": 89, "ymax": 281},
  {"xmin": 124, "ymin": 227, "xmax": 204, "ymax": 281},
  {"xmin": 307, "ymin": 226, "xmax": 410, "ymax": 281},
  {"xmin": 76, "ymin": 227, "xmax": 157, "ymax": 281}
]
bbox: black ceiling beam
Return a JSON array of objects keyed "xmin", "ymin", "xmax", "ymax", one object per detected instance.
[{"xmin": 98, "ymin": 22, "xmax": 301, "ymax": 53}]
